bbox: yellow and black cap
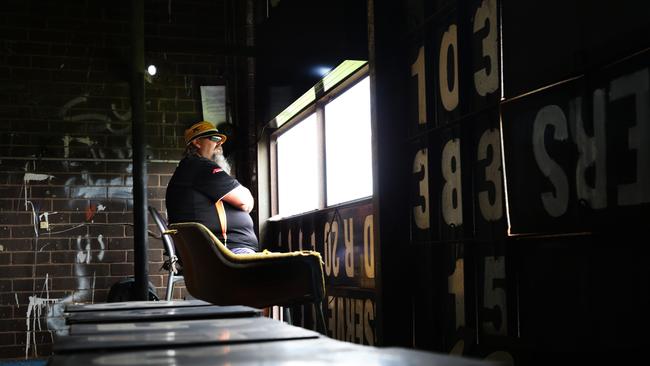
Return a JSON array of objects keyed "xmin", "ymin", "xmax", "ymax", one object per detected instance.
[{"xmin": 184, "ymin": 121, "xmax": 227, "ymax": 146}]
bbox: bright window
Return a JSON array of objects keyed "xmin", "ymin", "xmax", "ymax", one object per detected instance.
[
  {"xmin": 276, "ymin": 113, "xmax": 319, "ymax": 216},
  {"xmin": 325, "ymin": 76, "xmax": 373, "ymax": 205},
  {"xmin": 273, "ymin": 62, "xmax": 372, "ymax": 217}
]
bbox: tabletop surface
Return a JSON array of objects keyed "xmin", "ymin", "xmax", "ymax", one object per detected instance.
[
  {"xmin": 65, "ymin": 299, "xmax": 212, "ymax": 312},
  {"xmin": 65, "ymin": 304, "xmax": 261, "ymax": 324},
  {"xmin": 54, "ymin": 316, "xmax": 320, "ymax": 353},
  {"xmin": 50, "ymin": 336, "xmax": 498, "ymax": 365}
]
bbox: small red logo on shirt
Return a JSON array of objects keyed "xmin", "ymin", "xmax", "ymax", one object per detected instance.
[{"xmin": 212, "ymin": 168, "xmax": 222, "ymax": 174}]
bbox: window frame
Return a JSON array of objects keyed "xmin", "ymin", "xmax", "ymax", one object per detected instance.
[{"xmin": 270, "ymin": 63, "xmax": 371, "ymax": 218}]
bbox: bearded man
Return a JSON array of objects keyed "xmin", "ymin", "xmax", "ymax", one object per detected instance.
[{"xmin": 165, "ymin": 121, "xmax": 258, "ymax": 254}]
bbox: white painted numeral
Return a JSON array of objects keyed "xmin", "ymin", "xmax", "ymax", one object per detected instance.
[
  {"xmin": 411, "ymin": 46, "xmax": 427, "ymax": 125},
  {"xmin": 473, "ymin": 0, "xmax": 498, "ymax": 96},
  {"xmin": 439, "ymin": 24, "xmax": 459, "ymax": 112},
  {"xmin": 442, "ymin": 139, "xmax": 463, "ymax": 226},
  {"xmin": 413, "ymin": 149, "xmax": 430, "ymax": 229},
  {"xmin": 448, "ymin": 258, "xmax": 465, "ymax": 330},
  {"xmin": 477, "ymin": 129, "xmax": 502, "ymax": 221},
  {"xmin": 482, "ymin": 256, "xmax": 506, "ymax": 335}
]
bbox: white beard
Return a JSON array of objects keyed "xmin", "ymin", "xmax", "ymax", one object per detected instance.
[{"xmin": 213, "ymin": 151, "xmax": 232, "ymax": 175}]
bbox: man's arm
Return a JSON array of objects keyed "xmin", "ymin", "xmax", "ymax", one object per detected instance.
[{"xmin": 222, "ymin": 185, "xmax": 254, "ymax": 213}]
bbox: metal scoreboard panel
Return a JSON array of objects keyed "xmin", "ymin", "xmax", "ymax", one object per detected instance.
[
  {"xmin": 269, "ymin": 201, "xmax": 378, "ymax": 345},
  {"xmin": 501, "ymin": 49, "xmax": 650, "ymax": 235}
]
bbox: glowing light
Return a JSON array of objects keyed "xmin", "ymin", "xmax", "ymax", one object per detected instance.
[
  {"xmin": 311, "ymin": 65, "xmax": 333, "ymax": 77},
  {"xmin": 147, "ymin": 64, "xmax": 157, "ymax": 76}
]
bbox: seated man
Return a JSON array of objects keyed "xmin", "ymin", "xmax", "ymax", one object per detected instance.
[{"xmin": 166, "ymin": 121, "xmax": 258, "ymax": 255}]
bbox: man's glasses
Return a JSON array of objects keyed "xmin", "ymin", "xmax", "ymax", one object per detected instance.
[{"xmin": 206, "ymin": 135, "xmax": 222, "ymax": 142}]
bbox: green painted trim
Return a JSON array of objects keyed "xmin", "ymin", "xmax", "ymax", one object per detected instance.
[{"xmin": 272, "ymin": 60, "xmax": 367, "ymax": 128}]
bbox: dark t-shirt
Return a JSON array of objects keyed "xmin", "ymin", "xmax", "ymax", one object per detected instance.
[{"xmin": 165, "ymin": 155, "xmax": 258, "ymax": 252}]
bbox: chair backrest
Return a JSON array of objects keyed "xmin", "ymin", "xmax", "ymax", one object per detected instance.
[
  {"xmin": 168, "ymin": 222, "xmax": 325, "ymax": 309},
  {"xmin": 148, "ymin": 206, "xmax": 178, "ymax": 260}
]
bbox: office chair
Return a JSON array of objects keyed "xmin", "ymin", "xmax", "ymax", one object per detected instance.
[
  {"xmin": 148, "ymin": 206, "xmax": 185, "ymax": 301},
  {"xmin": 167, "ymin": 222, "xmax": 327, "ymax": 334}
]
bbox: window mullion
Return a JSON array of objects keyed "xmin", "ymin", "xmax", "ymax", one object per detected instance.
[{"xmin": 316, "ymin": 106, "xmax": 326, "ymax": 209}]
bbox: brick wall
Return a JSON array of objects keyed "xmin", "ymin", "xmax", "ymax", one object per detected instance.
[{"xmin": 0, "ymin": 0, "xmax": 244, "ymax": 359}]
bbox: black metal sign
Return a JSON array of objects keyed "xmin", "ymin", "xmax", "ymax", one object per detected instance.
[{"xmin": 501, "ymin": 49, "xmax": 650, "ymax": 235}]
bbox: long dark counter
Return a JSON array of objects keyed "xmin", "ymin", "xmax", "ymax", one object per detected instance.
[{"xmin": 48, "ymin": 301, "xmax": 499, "ymax": 366}]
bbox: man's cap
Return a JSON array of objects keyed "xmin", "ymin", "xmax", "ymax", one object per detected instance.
[{"xmin": 184, "ymin": 121, "xmax": 227, "ymax": 146}]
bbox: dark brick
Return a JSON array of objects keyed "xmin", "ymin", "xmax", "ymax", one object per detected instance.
[
  {"xmin": 83, "ymin": 263, "xmax": 111, "ymax": 276},
  {"xmin": 35, "ymin": 264, "xmax": 71, "ymax": 277},
  {"xmin": 158, "ymin": 99, "xmax": 195, "ymax": 112},
  {"xmin": 12, "ymin": 67, "xmax": 52, "ymax": 82},
  {"xmin": 15, "ymin": 329, "xmax": 54, "ymax": 348},
  {"xmin": 94, "ymin": 250, "xmax": 126, "ymax": 264},
  {"xmin": 147, "ymin": 199, "xmax": 165, "ymax": 212},
  {"xmin": 0, "ymin": 280, "xmax": 11, "ymax": 292},
  {"xmin": 159, "ymin": 174, "xmax": 172, "ymax": 186},
  {"xmin": 12, "ymin": 277, "xmax": 50, "ymax": 292},
  {"xmin": 146, "ymin": 187, "xmax": 166, "ymax": 199},
  {"xmin": 0, "ymin": 253, "xmax": 9, "ymax": 265},
  {"xmin": 49, "ymin": 251, "xmax": 78, "ymax": 264},
  {"xmin": 0, "ymin": 319, "xmax": 25, "ymax": 332},
  {"xmin": 93, "ymin": 275, "xmax": 127, "ymax": 289},
  {"xmin": 92, "ymin": 289, "xmax": 109, "ymax": 303},
  {"xmin": 45, "ymin": 224, "xmax": 89, "ymax": 238},
  {"xmin": 43, "ymin": 212, "xmax": 72, "ymax": 225},
  {"xmin": 126, "ymin": 249, "xmax": 162, "ymax": 263},
  {"xmin": 0, "ymin": 345, "xmax": 24, "ymax": 359},
  {"xmin": 88, "ymin": 223, "xmax": 124, "ymax": 237},
  {"xmin": 107, "ymin": 187, "xmax": 132, "ymax": 199},
  {"xmin": 106, "ymin": 212, "xmax": 131, "ymax": 223},
  {"xmin": 36, "ymin": 239, "xmax": 70, "ymax": 252},
  {"xmin": 148, "ymin": 238, "xmax": 164, "ymax": 250},
  {"xmin": 0, "ymin": 212, "xmax": 33, "ymax": 226},
  {"xmin": 32, "ymin": 55, "xmax": 86, "ymax": 70},
  {"xmin": 0, "ymin": 292, "xmax": 30, "ymax": 306},
  {"xmin": 8, "ymin": 41, "xmax": 50, "ymax": 55},
  {"xmin": 51, "ymin": 276, "xmax": 81, "ymax": 291},
  {"xmin": 106, "ymin": 237, "xmax": 133, "ymax": 250},
  {"xmin": 51, "ymin": 276, "xmax": 101, "ymax": 291},
  {"xmin": 0, "ymin": 330, "xmax": 14, "ymax": 344},
  {"xmin": 69, "ymin": 186, "xmax": 107, "ymax": 199},
  {"xmin": 29, "ymin": 29, "xmax": 72, "ymax": 44},
  {"xmin": 12, "ymin": 252, "xmax": 50, "ymax": 265},
  {"xmin": 27, "ymin": 186, "xmax": 70, "ymax": 199},
  {"xmin": 0, "ymin": 239, "xmax": 34, "ymax": 251},
  {"xmin": 177, "ymin": 63, "xmax": 211, "ymax": 75},
  {"xmin": 9, "ymin": 225, "xmax": 37, "ymax": 239},
  {"xmin": 52, "ymin": 199, "xmax": 89, "ymax": 212},
  {"xmin": 0, "ymin": 186, "xmax": 22, "ymax": 198},
  {"xmin": 149, "ymin": 274, "xmax": 163, "ymax": 288},
  {"xmin": 88, "ymin": 212, "xmax": 108, "ymax": 223},
  {"xmin": 109, "ymin": 263, "xmax": 132, "ymax": 276},
  {"xmin": 147, "ymin": 174, "xmax": 159, "ymax": 187},
  {"xmin": 0, "ymin": 265, "xmax": 33, "ymax": 278},
  {"xmin": 147, "ymin": 263, "xmax": 165, "ymax": 274}
]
